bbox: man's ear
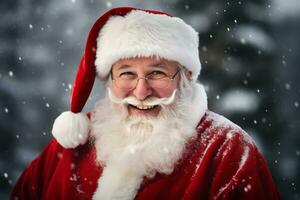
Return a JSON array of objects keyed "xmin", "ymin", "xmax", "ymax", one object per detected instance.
[{"xmin": 184, "ymin": 69, "xmax": 193, "ymax": 81}]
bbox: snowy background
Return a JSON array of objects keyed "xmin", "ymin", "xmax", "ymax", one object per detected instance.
[{"xmin": 1, "ymin": 0, "xmax": 299, "ymax": 199}]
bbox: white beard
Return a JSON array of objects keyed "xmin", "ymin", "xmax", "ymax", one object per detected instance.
[{"xmin": 90, "ymin": 83, "xmax": 207, "ymax": 200}]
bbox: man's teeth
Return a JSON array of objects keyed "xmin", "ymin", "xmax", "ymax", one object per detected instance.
[{"xmin": 133, "ymin": 105, "xmax": 155, "ymax": 110}]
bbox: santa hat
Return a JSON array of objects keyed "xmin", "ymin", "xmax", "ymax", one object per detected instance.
[{"xmin": 52, "ymin": 7, "xmax": 201, "ymax": 148}]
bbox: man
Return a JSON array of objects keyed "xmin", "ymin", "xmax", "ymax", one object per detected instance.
[{"xmin": 11, "ymin": 7, "xmax": 280, "ymax": 200}]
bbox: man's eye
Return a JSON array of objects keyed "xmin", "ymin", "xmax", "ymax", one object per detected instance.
[
  {"xmin": 147, "ymin": 71, "xmax": 167, "ymax": 80},
  {"xmin": 119, "ymin": 72, "xmax": 136, "ymax": 80}
]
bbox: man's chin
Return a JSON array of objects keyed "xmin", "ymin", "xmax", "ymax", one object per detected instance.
[{"xmin": 128, "ymin": 104, "xmax": 161, "ymax": 117}]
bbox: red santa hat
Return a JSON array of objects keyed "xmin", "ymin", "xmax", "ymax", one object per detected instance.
[{"xmin": 52, "ymin": 7, "xmax": 201, "ymax": 148}]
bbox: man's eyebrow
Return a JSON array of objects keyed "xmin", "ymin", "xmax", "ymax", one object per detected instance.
[
  {"xmin": 149, "ymin": 62, "xmax": 168, "ymax": 69},
  {"xmin": 114, "ymin": 64, "xmax": 132, "ymax": 71}
]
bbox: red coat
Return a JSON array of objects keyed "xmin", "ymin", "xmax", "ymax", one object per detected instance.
[{"xmin": 11, "ymin": 111, "xmax": 280, "ymax": 200}]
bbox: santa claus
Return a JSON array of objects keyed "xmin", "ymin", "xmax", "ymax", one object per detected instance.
[{"xmin": 11, "ymin": 7, "xmax": 280, "ymax": 200}]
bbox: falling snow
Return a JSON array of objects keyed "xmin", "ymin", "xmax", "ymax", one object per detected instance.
[
  {"xmin": 70, "ymin": 173, "xmax": 78, "ymax": 181},
  {"xmin": 4, "ymin": 108, "xmax": 9, "ymax": 113},
  {"xmin": 8, "ymin": 71, "xmax": 14, "ymax": 77},
  {"xmin": 244, "ymin": 184, "xmax": 252, "ymax": 192},
  {"xmin": 240, "ymin": 38, "xmax": 246, "ymax": 44},
  {"xmin": 106, "ymin": 1, "xmax": 112, "ymax": 8},
  {"xmin": 285, "ymin": 83, "xmax": 291, "ymax": 90},
  {"xmin": 1, "ymin": 1, "xmax": 299, "ymax": 200},
  {"xmin": 57, "ymin": 153, "xmax": 63, "ymax": 159},
  {"xmin": 261, "ymin": 117, "xmax": 267, "ymax": 123},
  {"xmin": 70, "ymin": 163, "xmax": 76, "ymax": 170}
]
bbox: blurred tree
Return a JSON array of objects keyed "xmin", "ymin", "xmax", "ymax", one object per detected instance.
[{"xmin": 0, "ymin": 1, "xmax": 24, "ymax": 198}]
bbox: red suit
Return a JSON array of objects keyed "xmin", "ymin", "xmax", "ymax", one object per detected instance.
[{"xmin": 11, "ymin": 111, "xmax": 280, "ymax": 200}]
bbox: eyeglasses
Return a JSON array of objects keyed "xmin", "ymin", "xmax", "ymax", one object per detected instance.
[{"xmin": 111, "ymin": 68, "xmax": 181, "ymax": 91}]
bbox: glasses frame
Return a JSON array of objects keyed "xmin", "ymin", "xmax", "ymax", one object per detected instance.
[{"xmin": 111, "ymin": 66, "xmax": 182, "ymax": 90}]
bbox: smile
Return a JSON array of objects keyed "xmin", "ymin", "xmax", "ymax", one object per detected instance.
[{"xmin": 129, "ymin": 104, "xmax": 158, "ymax": 110}]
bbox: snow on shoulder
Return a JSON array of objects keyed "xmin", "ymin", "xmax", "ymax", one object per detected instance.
[
  {"xmin": 203, "ymin": 110, "xmax": 255, "ymax": 146},
  {"xmin": 197, "ymin": 110, "xmax": 257, "ymax": 169}
]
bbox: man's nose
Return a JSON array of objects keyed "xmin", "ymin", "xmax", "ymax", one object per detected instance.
[{"xmin": 132, "ymin": 78, "xmax": 152, "ymax": 100}]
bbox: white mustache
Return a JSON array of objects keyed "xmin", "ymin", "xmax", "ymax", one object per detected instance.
[{"xmin": 107, "ymin": 88, "xmax": 177, "ymax": 107}]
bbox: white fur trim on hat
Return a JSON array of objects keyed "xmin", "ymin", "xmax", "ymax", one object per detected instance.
[
  {"xmin": 95, "ymin": 10, "xmax": 201, "ymax": 81},
  {"xmin": 52, "ymin": 111, "xmax": 90, "ymax": 148}
]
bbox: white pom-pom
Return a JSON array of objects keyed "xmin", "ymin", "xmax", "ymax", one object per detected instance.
[{"xmin": 52, "ymin": 111, "xmax": 90, "ymax": 148}]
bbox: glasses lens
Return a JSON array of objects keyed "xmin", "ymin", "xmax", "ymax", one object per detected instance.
[
  {"xmin": 148, "ymin": 79, "xmax": 170, "ymax": 89},
  {"xmin": 113, "ymin": 72, "xmax": 177, "ymax": 90},
  {"xmin": 114, "ymin": 79, "xmax": 135, "ymax": 90}
]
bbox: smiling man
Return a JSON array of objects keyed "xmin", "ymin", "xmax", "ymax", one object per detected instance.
[{"xmin": 11, "ymin": 7, "xmax": 279, "ymax": 200}]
